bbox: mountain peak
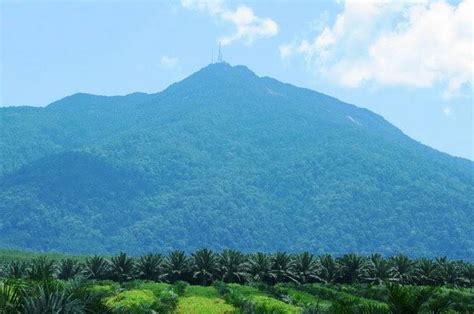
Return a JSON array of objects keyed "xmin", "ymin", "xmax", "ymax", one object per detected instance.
[{"xmin": 190, "ymin": 62, "xmax": 258, "ymax": 81}]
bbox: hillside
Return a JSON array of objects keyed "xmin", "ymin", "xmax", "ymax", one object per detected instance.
[{"xmin": 1, "ymin": 63, "xmax": 473, "ymax": 258}]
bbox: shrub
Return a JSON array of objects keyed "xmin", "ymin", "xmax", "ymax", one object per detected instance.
[
  {"xmin": 172, "ymin": 280, "xmax": 188, "ymax": 296},
  {"xmin": 105, "ymin": 289, "xmax": 157, "ymax": 313},
  {"xmin": 155, "ymin": 290, "xmax": 179, "ymax": 314}
]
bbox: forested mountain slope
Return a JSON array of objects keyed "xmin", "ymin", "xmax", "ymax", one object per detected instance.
[{"xmin": 1, "ymin": 63, "xmax": 473, "ymax": 258}]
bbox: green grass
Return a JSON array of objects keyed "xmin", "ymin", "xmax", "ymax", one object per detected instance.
[
  {"xmin": 277, "ymin": 284, "xmax": 332, "ymax": 309},
  {"xmin": 176, "ymin": 296, "xmax": 236, "ymax": 314},
  {"xmin": 176, "ymin": 285, "xmax": 236, "ymax": 313},
  {"xmin": 298, "ymin": 283, "xmax": 389, "ymax": 309},
  {"xmin": 0, "ymin": 249, "xmax": 85, "ymax": 263},
  {"xmin": 137, "ymin": 281, "xmax": 171, "ymax": 297},
  {"xmin": 185, "ymin": 285, "xmax": 221, "ymax": 298},
  {"xmin": 227, "ymin": 283, "xmax": 266, "ymax": 297},
  {"xmin": 250, "ymin": 295, "xmax": 301, "ymax": 313},
  {"xmin": 227, "ymin": 283, "xmax": 301, "ymax": 313},
  {"xmin": 105, "ymin": 289, "xmax": 157, "ymax": 313}
]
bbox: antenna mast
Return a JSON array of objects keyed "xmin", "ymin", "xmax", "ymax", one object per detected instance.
[{"xmin": 217, "ymin": 42, "xmax": 223, "ymax": 63}]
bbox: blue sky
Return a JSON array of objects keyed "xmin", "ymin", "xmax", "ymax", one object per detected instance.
[{"xmin": 1, "ymin": 0, "xmax": 473, "ymax": 160}]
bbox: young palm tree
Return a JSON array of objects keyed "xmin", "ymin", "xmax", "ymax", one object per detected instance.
[
  {"xmin": 218, "ymin": 249, "xmax": 247, "ymax": 283},
  {"xmin": 3, "ymin": 261, "xmax": 28, "ymax": 279},
  {"xmin": 28, "ymin": 257, "xmax": 56, "ymax": 281},
  {"xmin": 389, "ymin": 255, "xmax": 414, "ymax": 284},
  {"xmin": 191, "ymin": 248, "xmax": 218, "ymax": 285},
  {"xmin": 56, "ymin": 258, "xmax": 82, "ymax": 281},
  {"xmin": 319, "ymin": 254, "xmax": 339, "ymax": 283},
  {"xmin": 386, "ymin": 283, "xmax": 435, "ymax": 314},
  {"xmin": 245, "ymin": 252, "xmax": 275, "ymax": 284},
  {"xmin": 338, "ymin": 253, "xmax": 368, "ymax": 284},
  {"xmin": 163, "ymin": 250, "xmax": 191, "ymax": 283},
  {"xmin": 293, "ymin": 252, "xmax": 321, "ymax": 284},
  {"xmin": 271, "ymin": 252, "xmax": 297, "ymax": 284},
  {"xmin": 83, "ymin": 255, "xmax": 109, "ymax": 280},
  {"xmin": 109, "ymin": 252, "xmax": 135, "ymax": 282},
  {"xmin": 22, "ymin": 285, "xmax": 85, "ymax": 314},
  {"xmin": 0, "ymin": 280, "xmax": 25, "ymax": 314},
  {"xmin": 136, "ymin": 253, "xmax": 164, "ymax": 281}
]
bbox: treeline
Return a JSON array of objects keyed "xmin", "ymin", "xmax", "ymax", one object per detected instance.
[{"xmin": 2, "ymin": 250, "xmax": 473, "ymax": 287}]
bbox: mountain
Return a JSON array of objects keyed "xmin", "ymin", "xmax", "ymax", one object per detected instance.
[{"xmin": 1, "ymin": 63, "xmax": 473, "ymax": 259}]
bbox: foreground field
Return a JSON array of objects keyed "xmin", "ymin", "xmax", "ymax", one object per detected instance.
[
  {"xmin": 1, "ymin": 249, "xmax": 473, "ymax": 313},
  {"xmin": 1, "ymin": 279, "xmax": 473, "ymax": 313}
]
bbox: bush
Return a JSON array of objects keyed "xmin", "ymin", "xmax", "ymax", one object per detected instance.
[
  {"xmin": 105, "ymin": 289, "xmax": 158, "ymax": 313},
  {"xmin": 172, "ymin": 280, "xmax": 188, "ymax": 296},
  {"xmin": 155, "ymin": 290, "xmax": 179, "ymax": 313}
]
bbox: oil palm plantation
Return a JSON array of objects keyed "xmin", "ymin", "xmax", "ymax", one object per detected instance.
[
  {"xmin": 56, "ymin": 258, "xmax": 82, "ymax": 281},
  {"xmin": 28, "ymin": 257, "xmax": 55, "ymax": 281},
  {"xmin": 338, "ymin": 254, "xmax": 368, "ymax": 284},
  {"xmin": 389, "ymin": 255, "xmax": 414, "ymax": 284},
  {"xmin": 218, "ymin": 249, "xmax": 247, "ymax": 283},
  {"xmin": 386, "ymin": 283, "xmax": 435, "ymax": 314},
  {"xmin": 136, "ymin": 253, "xmax": 164, "ymax": 281},
  {"xmin": 83, "ymin": 255, "xmax": 109, "ymax": 280},
  {"xmin": 191, "ymin": 248, "xmax": 218, "ymax": 285},
  {"xmin": 270, "ymin": 252, "xmax": 297, "ymax": 284},
  {"xmin": 109, "ymin": 252, "xmax": 135, "ymax": 282},
  {"xmin": 0, "ymin": 280, "xmax": 25, "ymax": 314},
  {"xmin": 245, "ymin": 252, "xmax": 275, "ymax": 284},
  {"xmin": 163, "ymin": 250, "xmax": 191, "ymax": 283},
  {"xmin": 414, "ymin": 258, "xmax": 438, "ymax": 285},
  {"xmin": 319, "ymin": 254, "xmax": 340, "ymax": 283},
  {"xmin": 293, "ymin": 252, "xmax": 321, "ymax": 284},
  {"xmin": 367, "ymin": 254, "xmax": 394, "ymax": 284}
]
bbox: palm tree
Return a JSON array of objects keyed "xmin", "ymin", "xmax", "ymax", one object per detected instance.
[
  {"xmin": 293, "ymin": 252, "xmax": 321, "ymax": 284},
  {"xmin": 338, "ymin": 254, "xmax": 368, "ymax": 284},
  {"xmin": 218, "ymin": 249, "xmax": 247, "ymax": 283},
  {"xmin": 459, "ymin": 261, "xmax": 474, "ymax": 287},
  {"xmin": 3, "ymin": 261, "xmax": 28, "ymax": 279},
  {"xmin": 28, "ymin": 257, "xmax": 56, "ymax": 281},
  {"xmin": 414, "ymin": 258, "xmax": 438, "ymax": 285},
  {"xmin": 434, "ymin": 257, "xmax": 461, "ymax": 285},
  {"xmin": 367, "ymin": 254, "xmax": 394, "ymax": 284},
  {"xmin": 83, "ymin": 255, "xmax": 109, "ymax": 280},
  {"xmin": 163, "ymin": 250, "xmax": 191, "ymax": 283},
  {"xmin": 386, "ymin": 283, "xmax": 435, "ymax": 314},
  {"xmin": 271, "ymin": 252, "xmax": 297, "ymax": 284},
  {"xmin": 109, "ymin": 252, "xmax": 135, "ymax": 282},
  {"xmin": 0, "ymin": 280, "xmax": 25, "ymax": 314},
  {"xmin": 22, "ymin": 285, "xmax": 85, "ymax": 314},
  {"xmin": 319, "ymin": 254, "xmax": 339, "ymax": 283},
  {"xmin": 191, "ymin": 248, "xmax": 218, "ymax": 285},
  {"xmin": 389, "ymin": 255, "xmax": 414, "ymax": 284},
  {"xmin": 56, "ymin": 258, "xmax": 82, "ymax": 280},
  {"xmin": 136, "ymin": 253, "xmax": 164, "ymax": 281},
  {"xmin": 245, "ymin": 253, "xmax": 274, "ymax": 284}
]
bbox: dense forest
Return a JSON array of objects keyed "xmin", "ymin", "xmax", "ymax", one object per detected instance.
[
  {"xmin": 1, "ymin": 63, "xmax": 473, "ymax": 258},
  {"xmin": 1, "ymin": 250, "xmax": 473, "ymax": 313}
]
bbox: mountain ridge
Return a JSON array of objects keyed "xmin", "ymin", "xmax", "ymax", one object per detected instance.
[{"xmin": 1, "ymin": 63, "xmax": 473, "ymax": 258}]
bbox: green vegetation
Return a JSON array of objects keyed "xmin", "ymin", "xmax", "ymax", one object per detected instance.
[
  {"xmin": 1, "ymin": 63, "xmax": 473, "ymax": 257},
  {"xmin": 2, "ymin": 250, "xmax": 471, "ymax": 312}
]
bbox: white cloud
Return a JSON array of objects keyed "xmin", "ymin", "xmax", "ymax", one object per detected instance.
[
  {"xmin": 443, "ymin": 106, "xmax": 453, "ymax": 116},
  {"xmin": 159, "ymin": 56, "xmax": 179, "ymax": 69},
  {"xmin": 181, "ymin": 0, "xmax": 278, "ymax": 46},
  {"xmin": 280, "ymin": 0, "xmax": 473, "ymax": 95}
]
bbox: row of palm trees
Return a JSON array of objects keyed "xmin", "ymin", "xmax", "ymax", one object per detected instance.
[{"xmin": 1, "ymin": 250, "xmax": 472, "ymax": 287}]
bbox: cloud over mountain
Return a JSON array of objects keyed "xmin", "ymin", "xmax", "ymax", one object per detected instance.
[{"xmin": 280, "ymin": 0, "xmax": 473, "ymax": 95}]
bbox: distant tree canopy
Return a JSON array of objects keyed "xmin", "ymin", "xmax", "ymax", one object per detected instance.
[{"xmin": 1, "ymin": 63, "xmax": 473, "ymax": 257}]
